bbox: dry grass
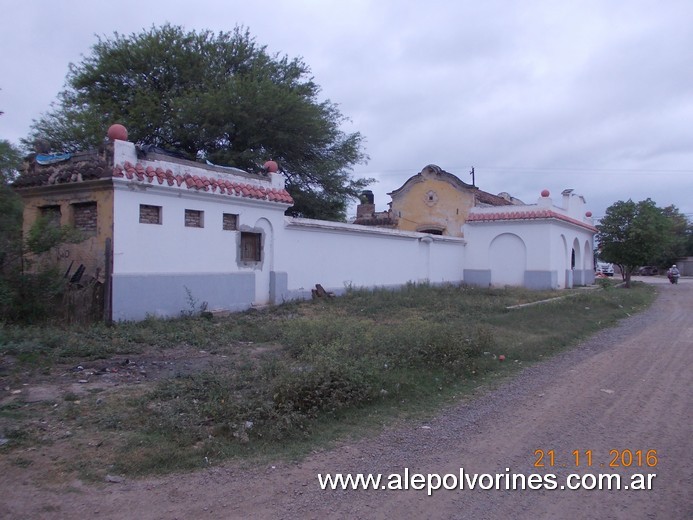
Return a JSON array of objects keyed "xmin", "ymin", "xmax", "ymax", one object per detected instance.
[{"xmin": 0, "ymin": 281, "xmax": 655, "ymax": 479}]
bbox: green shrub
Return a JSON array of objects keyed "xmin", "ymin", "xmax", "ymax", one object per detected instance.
[{"xmin": 272, "ymin": 361, "xmax": 376, "ymax": 420}]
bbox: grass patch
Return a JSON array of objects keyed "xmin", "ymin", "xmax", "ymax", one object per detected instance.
[{"xmin": 0, "ymin": 282, "xmax": 656, "ymax": 477}]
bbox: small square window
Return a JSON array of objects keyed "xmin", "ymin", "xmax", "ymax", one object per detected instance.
[
  {"xmin": 39, "ymin": 205, "xmax": 61, "ymax": 227},
  {"xmin": 185, "ymin": 209, "xmax": 204, "ymax": 228},
  {"xmin": 223, "ymin": 213, "xmax": 238, "ymax": 231},
  {"xmin": 139, "ymin": 204, "xmax": 162, "ymax": 224},
  {"xmin": 72, "ymin": 202, "xmax": 97, "ymax": 235},
  {"xmin": 241, "ymin": 232, "xmax": 262, "ymax": 262}
]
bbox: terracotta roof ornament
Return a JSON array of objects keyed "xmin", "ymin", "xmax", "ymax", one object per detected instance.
[{"xmin": 107, "ymin": 123, "xmax": 128, "ymax": 142}]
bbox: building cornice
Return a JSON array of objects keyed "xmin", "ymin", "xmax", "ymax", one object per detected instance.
[{"xmin": 466, "ymin": 209, "xmax": 597, "ymax": 232}]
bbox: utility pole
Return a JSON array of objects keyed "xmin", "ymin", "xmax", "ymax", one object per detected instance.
[{"xmin": 470, "ymin": 166, "xmax": 475, "ymax": 187}]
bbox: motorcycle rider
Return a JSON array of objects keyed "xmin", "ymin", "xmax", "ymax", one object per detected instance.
[{"xmin": 668, "ymin": 264, "xmax": 680, "ymax": 283}]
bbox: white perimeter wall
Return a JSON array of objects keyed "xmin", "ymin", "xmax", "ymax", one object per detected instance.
[
  {"xmin": 275, "ymin": 218, "xmax": 465, "ymax": 298},
  {"xmin": 112, "ymin": 180, "xmax": 286, "ymax": 274},
  {"xmin": 464, "ymin": 220, "xmax": 553, "ymax": 271},
  {"xmin": 111, "ymin": 180, "xmax": 290, "ymax": 320},
  {"xmin": 463, "ymin": 218, "xmax": 594, "ymax": 289},
  {"xmin": 110, "ymin": 184, "xmax": 466, "ymax": 318},
  {"xmin": 107, "ymin": 142, "xmax": 594, "ymax": 319}
]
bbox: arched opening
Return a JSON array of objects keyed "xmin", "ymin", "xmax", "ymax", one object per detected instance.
[
  {"xmin": 417, "ymin": 224, "xmax": 445, "ymax": 235},
  {"xmin": 572, "ymin": 237, "xmax": 584, "ymax": 285},
  {"xmin": 584, "ymin": 239, "xmax": 592, "ymax": 270},
  {"xmin": 489, "ymin": 233, "xmax": 526, "ymax": 286},
  {"xmin": 558, "ymin": 234, "xmax": 569, "ymax": 289},
  {"xmin": 419, "ymin": 228, "xmax": 444, "ymax": 235}
]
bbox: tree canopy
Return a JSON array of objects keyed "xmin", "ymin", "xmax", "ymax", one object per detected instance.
[
  {"xmin": 0, "ymin": 139, "xmax": 22, "ymax": 184},
  {"xmin": 0, "ymin": 139, "xmax": 25, "ymax": 294},
  {"xmin": 26, "ymin": 24, "xmax": 371, "ymax": 220},
  {"xmin": 596, "ymin": 198, "xmax": 679, "ymax": 287},
  {"xmin": 659, "ymin": 205, "xmax": 693, "ymax": 264}
]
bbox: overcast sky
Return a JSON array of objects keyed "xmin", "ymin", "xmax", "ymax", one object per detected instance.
[{"xmin": 1, "ymin": 0, "xmax": 692, "ymax": 220}]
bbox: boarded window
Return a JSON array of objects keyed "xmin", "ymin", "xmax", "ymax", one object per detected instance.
[
  {"xmin": 241, "ymin": 232, "xmax": 262, "ymax": 262},
  {"xmin": 39, "ymin": 205, "xmax": 61, "ymax": 227},
  {"xmin": 185, "ymin": 209, "xmax": 204, "ymax": 228},
  {"xmin": 139, "ymin": 204, "xmax": 162, "ymax": 224},
  {"xmin": 223, "ymin": 213, "xmax": 238, "ymax": 231},
  {"xmin": 72, "ymin": 201, "xmax": 97, "ymax": 235}
]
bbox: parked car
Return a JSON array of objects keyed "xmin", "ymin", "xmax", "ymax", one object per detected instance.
[
  {"xmin": 596, "ymin": 262, "xmax": 614, "ymax": 277},
  {"xmin": 639, "ymin": 266, "xmax": 659, "ymax": 276}
]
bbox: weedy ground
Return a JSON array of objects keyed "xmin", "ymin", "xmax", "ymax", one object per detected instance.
[{"xmin": 0, "ymin": 280, "xmax": 654, "ymax": 480}]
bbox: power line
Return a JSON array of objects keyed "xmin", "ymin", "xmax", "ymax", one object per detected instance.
[
  {"xmin": 470, "ymin": 166, "xmax": 693, "ymax": 174},
  {"xmin": 356, "ymin": 165, "xmax": 693, "ymax": 177}
]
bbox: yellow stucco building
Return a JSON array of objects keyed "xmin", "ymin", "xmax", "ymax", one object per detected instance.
[
  {"xmin": 354, "ymin": 164, "xmax": 520, "ymax": 237},
  {"xmin": 15, "ymin": 148, "xmax": 116, "ymax": 282}
]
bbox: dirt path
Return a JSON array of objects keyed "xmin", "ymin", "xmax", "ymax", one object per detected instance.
[{"xmin": 3, "ymin": 278, "xmax": 691, "ymax": 519}]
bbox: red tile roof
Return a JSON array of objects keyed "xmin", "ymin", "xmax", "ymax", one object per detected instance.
[
  {"xmin": 114, "ymin": 161, "xmax": 294, "ymax": 204},
  {"xmin": 466, "ymin": 209, "xmax": 597, "ymax": 231}
]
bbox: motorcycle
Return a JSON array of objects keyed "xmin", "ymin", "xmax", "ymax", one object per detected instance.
[{"xmin": 668, "ymin": 272, "xmax": 680, "ymax": 284}]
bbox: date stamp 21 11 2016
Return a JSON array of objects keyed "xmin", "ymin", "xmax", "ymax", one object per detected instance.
[{"xmin": 534, "ymin": 449, "xmax": 658, "ymax": 469}]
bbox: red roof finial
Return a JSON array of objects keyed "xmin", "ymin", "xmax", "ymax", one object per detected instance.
[
  {"xmin": 263, "ymin": 160, "xmax": 279, "ymax": 173},
  {"xmin": 107, "ymin": 123, "xmax": 128, "ymax": 142}
]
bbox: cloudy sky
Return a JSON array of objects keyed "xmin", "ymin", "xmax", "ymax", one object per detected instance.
[{"xmin": 1, "ymin": 0, "xmax": 691, "ymax": 220}]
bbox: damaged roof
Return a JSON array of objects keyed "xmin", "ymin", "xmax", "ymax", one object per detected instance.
[{"xmin": 13, "ymin": 145, "xmax": 293, "ymax": 205}]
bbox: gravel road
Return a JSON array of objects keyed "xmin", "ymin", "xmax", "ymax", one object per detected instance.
[{"xmin": 4, "ymin": 277, "xmax": 691, "ymax": 519}]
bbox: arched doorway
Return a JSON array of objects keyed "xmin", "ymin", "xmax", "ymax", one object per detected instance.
[{"xmin": 489, "ymin": 233, "xmax": 526, "ymax": 286}]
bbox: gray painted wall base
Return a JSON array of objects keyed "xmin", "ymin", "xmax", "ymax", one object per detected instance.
[
  {"xmin": 525, "ymin": 270, "xmax": 558, "ymax": 290},
  {"xmin": 112, "ymin": 272, "xmax": 255, "ymax": 321},
  {"xmin": 282, "ymin": 281, "xmax": 446, "ymax": 304},
  {"xmin": 463, "ymin": 269, "xmax": 492, "ymax": 287},
  {"xmin": 572, "ymin": 269, "xmax": 593, "ymax": 286},
  {"xmin": 270, "ymin": 271, "xmax": 289, "ymax": 304},
  {"xmin": 465, "ymin": 269, "xmax": 558, "ymax": 290},
  {"xmin": 584, "ymin": 270, "xmax": 596, "ymax": 285}
]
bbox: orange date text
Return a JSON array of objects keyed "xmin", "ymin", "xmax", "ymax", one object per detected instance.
[{"xmin": 533, "ymin": 449, "xmax": 658, "ymax": 468}]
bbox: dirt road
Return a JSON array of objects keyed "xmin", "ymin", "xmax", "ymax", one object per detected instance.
[{"xmin": 3, "ymin": 278, "xmax": 691, "ymax": 519}]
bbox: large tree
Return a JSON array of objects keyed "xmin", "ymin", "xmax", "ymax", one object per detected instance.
[
  {"xmin": 596, "ymin": 199, "xmax": 674, "ymax": 287},
  {"xmin": 26, "ymin": 24, "xmax": 371, "ymax": 220},
  {"xmin": 0, "ymin": 139, "xmax": 25, "ymax": 312},
  {"xmin": 658, "ymin": 205, "xmax": 693, "ymax": 265}
]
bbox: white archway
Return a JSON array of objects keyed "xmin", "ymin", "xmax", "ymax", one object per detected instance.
[
  {"xmin": 558, "ymin": 234, "xmax": 569, "ymax": 289},
  {"xmin": 584, "ymin": 239, "xmax": 592, "ymax": 270},
  {"xmin": 572, "ymin": 237, "xmax": 582, "ymax": 270},
  {"xmin": 489, "ymin": 233, "xmax": 526, "ymax": 286}
]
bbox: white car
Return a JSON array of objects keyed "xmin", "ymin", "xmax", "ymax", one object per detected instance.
[{"xmin": 596, "ymin": 262, "xmax": 614, "ymax": 276}]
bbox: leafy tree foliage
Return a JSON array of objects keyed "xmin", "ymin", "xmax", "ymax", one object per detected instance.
[
  {"xmin": 0, "ymin": 139, "xmax": 23, "ymax": 183},
  {"xmin": 658, "ymin": 205, "xmax": 693, "ymax": 265},
  {"xmin": 1, "ymin": 138, "xmax": 88, "ymax": 322},
  {"xmin": 0, "ymin": 140, "xmax": 24, "ymax": 266},
  {"xmin": 596, "ymin": 199, "xmax": 674, "ymax": 287},
  {"xmin": 26, "ymin": 24, "xmax": 371, "ymax": 220},
  {"xmin": 0, "ymin": 139, "xmax": 26, "ymax": 318}
]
